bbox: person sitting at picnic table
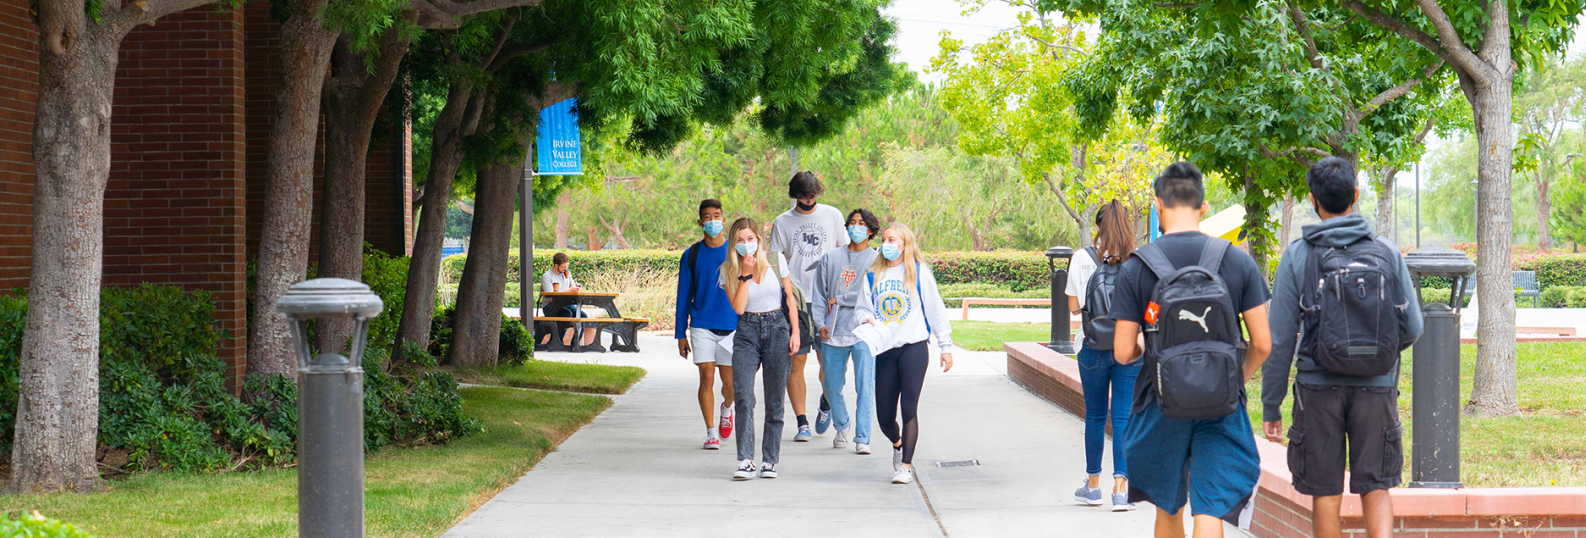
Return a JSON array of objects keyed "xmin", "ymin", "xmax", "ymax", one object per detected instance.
[{"xmin": 542, "ymin": 252, "xmax": 598, "ymax": 347}]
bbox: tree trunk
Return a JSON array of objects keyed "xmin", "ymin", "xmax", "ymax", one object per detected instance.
[
  {"xmin": 7, "ymin": 17, "xmax": 121, "ymax": 495},
  {"xmin": 395, "ymin": 83, "xmax": 484, "ymax": 354},
  {"xmin": 1077, "ymin": 203, "xmax": 1098, "ymax": 250},
  {"xmin": 598, "ymin": 214, "xmax": 630, "ymax": 249},
  {"xmin": 316, "ymin": 31, "xmax": 410, "ymax": 354},
  {"xmin": 249, "ymin": 0, "xmax": 341, "ymax": 376},
  {"xmin": 1466, "ymin": 75, "xmax": 1521, "ymax": 417},
  {"xmin": 586, "ymin": 226, "xmax": 605, "ymax": 251},
  {"xmin": 1280, "ymin": 196, "xmax": 1295, "ymax": 246},
  {"xmin": 1536, "ymin": 169, "xmax": 1552, "ymax": 250},
  {"xmin": 449, "ymin": 157, "xmax": 522, "ymax": 367},
  {"xmin": 554, "ymin": 196, "xmax": 570, "ymax": 248},
  {"xmin": 1375, "ymin": 166, "xmax": 1399, "ymax": 242}
]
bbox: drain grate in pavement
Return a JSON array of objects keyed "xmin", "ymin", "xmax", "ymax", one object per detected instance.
[{"xmin": 935, "ymin": 459, "xmax": 980, "ymax": 468}]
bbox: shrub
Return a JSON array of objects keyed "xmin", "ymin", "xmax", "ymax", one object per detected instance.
[
  {"xmin": 1419, "ymin": 287, "xmax": 1472, "ymax": 308},
  {"xmin": 1541, "ymin": 286, "xmax": 1586, "ymax": 308},
  {"xmin": 427, "ymin": 305, "xmax": 532, "ymax": 366},
  {"xmin": 937, "ymin": 282, "xmax": 1051, "ymax": 299},
  {"xmin": 361, "ymin": 345, "xmax": 482, "ymax": 451},
  {"xmin": 0, "ymin": 513, "xmax": 94, "ymax": 538},
  {"xmin": 927, "ymin": 251, "xmax": 1051, "ymax": 291},
  {"xmin": 1520, "ymin": 254, "xmax": 1586, "ymax": 291},
  {"xmin": 361, "ymin": 246, "xmax": 410, "ymax": 350}
]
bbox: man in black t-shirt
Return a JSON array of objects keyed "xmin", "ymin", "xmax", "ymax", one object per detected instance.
[{"xmin": 1109, "ymin": 162, "xmax": 1272, "ymax": 538}]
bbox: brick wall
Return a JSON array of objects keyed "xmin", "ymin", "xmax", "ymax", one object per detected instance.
[
  {"xmin": 0, "ymin": 0, "xmax": 38, "ymax": 290},
  {"xmin": 106, "ymin": 6, "xmax": 249, "ymax": 386},
  {"xmin": 364, "ymin": 111, "xmax": 412, "ymax": 257}
]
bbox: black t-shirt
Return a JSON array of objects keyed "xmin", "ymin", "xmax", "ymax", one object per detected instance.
[{"xmin": 1109, "ymin": 231, "xmax": 1271, "ymax": 413}]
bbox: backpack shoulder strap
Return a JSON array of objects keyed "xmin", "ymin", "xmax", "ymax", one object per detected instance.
[
  {"xmin": 685, "ymin": 241, "xmax": 701, "ymax": 271},
  {"xmin": 917, "ymin": 262, "xmax": 932, "ymax": 334},
  {"xmin": 1198, "ymin": 237, "xmax": 1231, "ymax": 274},
  {"xmin": 1083, "ymin": 246, "xmax": 1098, "ymax": 265},
  {"xmin": 767, "ymin": 252, "xmax": 782, "ymax": 277},
  {"xmin": 1135, "ymin": 243, "xmax": 1176, "ymax": 280}
]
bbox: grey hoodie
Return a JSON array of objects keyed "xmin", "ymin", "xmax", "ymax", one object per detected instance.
[
  {"xmin": 1261, "ymin": 213, "xmax": 1425, "ymax": 423},
  {"xmin": 811, "ymin": 246, "xmax": 879, "ymax": 346}
]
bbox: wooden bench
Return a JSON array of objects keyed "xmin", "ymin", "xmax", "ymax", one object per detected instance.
[
  {"xmin": 957, "ymin": 298, "xmax": 1051, "ymax": 320},
  {"xmin": 1516, "ymin": 326, "xmax": 1577, "ymax": 337}
]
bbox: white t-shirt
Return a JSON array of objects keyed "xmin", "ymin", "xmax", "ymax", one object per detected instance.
[
  {"xmin": 741, "ymin": 253, "xmax": 791, "ymax": 314},
  {"xmin": 1065, "ymin": 247, "xmax": 1099, "ymax": 345},
  {"xmin": 769, "ymin": 204, "xmax": 848, "ymax": 301}
]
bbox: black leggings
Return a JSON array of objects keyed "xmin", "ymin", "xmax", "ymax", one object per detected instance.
[{"xmin": 876, "ymin": 340, "xmax": 928, "ymax": 465}]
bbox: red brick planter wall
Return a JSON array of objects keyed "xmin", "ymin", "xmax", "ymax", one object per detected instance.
[{"xmin": 1006, "ymin": 342, "xmax": 1586, "ymax": 538}]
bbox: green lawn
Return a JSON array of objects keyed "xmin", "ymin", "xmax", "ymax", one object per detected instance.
[
  {"xmin": 0, "ymin": 386, "xmax": 614, "ymax": 537},
  {"xmin": 952, "ymin": 321, "xmax": 1055, "ymax": 351},
  {"xmin": 455, "ymin": 360, "xmax": 647, "ymax": 394}
]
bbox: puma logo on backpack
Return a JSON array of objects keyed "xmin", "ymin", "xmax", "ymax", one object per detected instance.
[
  {"xmin": 1301, "ymin": 236, "xmax": 1411, "ymax": 377},
  {"xmin": 1136, "ymin": 238, "xmax": 1245, "ymax": 420}
]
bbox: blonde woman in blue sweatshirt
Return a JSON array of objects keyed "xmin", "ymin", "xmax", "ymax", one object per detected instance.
[{"xmin": 853, "ymin": 223, "xmax": 954, "ymax": 485}]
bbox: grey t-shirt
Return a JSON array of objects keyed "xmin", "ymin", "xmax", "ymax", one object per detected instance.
[{"xmin": 769, "ymin": 203, "xmax": 848, "ymax": 300}]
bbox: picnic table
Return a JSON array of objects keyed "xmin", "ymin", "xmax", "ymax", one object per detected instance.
[{"xmin": 534, "ymin": 291, "xmax": 649, "ymax": 353}]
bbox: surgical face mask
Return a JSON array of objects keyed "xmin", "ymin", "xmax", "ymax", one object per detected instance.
[
  {"xmin": 735, "ymin": 241, "xmax": 758, "ymax": 257},
  {"xmin": 847, "ymin": 225, "xmax": 868, "ymax": 244},
  {"xmin": 880, "ymin": 242, "xmax": 901, "ymax": 261},
  {"xmin": 795, "ymin": 200, "xmax": 817, "ymax": 212},
  {"xmin": 702, "ymin": 219, "xmax": 724, "ymax": 237}
]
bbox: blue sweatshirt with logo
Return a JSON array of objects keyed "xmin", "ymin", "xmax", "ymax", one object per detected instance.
[{"xmin": 675, "ymin": 241, "xmax": 738, "ymax": 338}]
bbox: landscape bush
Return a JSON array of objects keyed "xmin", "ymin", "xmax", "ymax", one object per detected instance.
[
  {"xmin": 426, "ymin": 305, "xmax": 532, "ymax": 366},
  {"xmin": 0, "ymin": 512, "xmax": 94, "ymax": 538},
  {"xmin": 1541, "ymin": 286, "xmax": 1586, "ymax": 308},
  {"xmin": 1520, "ymin": 254, "xmax": 1586, "ymax": 291}
]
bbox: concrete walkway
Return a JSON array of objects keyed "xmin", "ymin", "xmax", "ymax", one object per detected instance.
[{"xmin": 444, "ymin": 331, "xmax": 1157, "ymax": 537}]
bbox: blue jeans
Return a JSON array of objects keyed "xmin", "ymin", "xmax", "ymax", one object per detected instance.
[
  {"xmin": 819, "ymin": 342, "xmax": 876, "ymax": 444},
  {"xmin": 1078, "ymin": 345, "xmax": 1139, "ymax": 478}
]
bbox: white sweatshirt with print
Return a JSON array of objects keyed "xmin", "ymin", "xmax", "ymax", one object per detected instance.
[{"xmin": 853, "ymin": 263, "xmax": 955, "ymax": 354}]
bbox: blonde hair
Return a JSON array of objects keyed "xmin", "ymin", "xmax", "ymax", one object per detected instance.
[
  {"xmin": 869, "ymin": 223, "xmax": 926, "ymax": 293},
  {"xmin": 720, "ymin": 217, "xmax": 772, "ymax": 292}
]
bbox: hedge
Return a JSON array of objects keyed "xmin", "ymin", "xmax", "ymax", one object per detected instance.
[
  {"xmin": 1541, "ymin": 286, "xmax": 1586, "ymax": 308},
  {"xmin": 1519, "ymin": 254, "xmax": 1586, "ymax": 291},
  {"xmin": 445, "ymin": 249, "xmax": 1055, "ymax": 291},
  {"xmin": 0, "ymin": 513, "xmax": 94, "ymax": 538}
]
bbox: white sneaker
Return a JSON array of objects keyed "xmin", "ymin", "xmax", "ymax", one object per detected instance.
[
  {"xmin": 733, "ymin": 459, "xmax": 755, "ymax": 480},
  {"xmin": 833, "ymin": 428, "xmax": 849, "ymax": 449},
  {"xmin": 759, "ymin": 462, "xmax": 778, "ymax": 479},
  {"xmin": 855, "ymin": 443, "xmax": 872, "ymax": 455},
  {"xmin": 892, "ymin": 446, "xmax": 904, "ymax": 473},
  {"xmin": 892, "ymin": 467, "xmax": 914, "ymax": 484}
]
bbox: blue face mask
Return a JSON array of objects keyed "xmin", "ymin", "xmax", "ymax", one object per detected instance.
[
  {"xmin": 847, "ymin": 225, "xmax": 868, "ymax": 244},
  {"xmin": 735, "ymin": 241, "xmax": 758, "ymax": 257},
  {"xmin": 880, "ymin": 242, "xmax": 901, "ymax": 261},
  {"xmin": 702, "ymin": 219, "xmax": 724, "ymax": 237}
]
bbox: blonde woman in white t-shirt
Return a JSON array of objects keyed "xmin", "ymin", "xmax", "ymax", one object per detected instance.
[{"xmin": 721, "ymin": 217, "xmax": 802, "ymax": 481}]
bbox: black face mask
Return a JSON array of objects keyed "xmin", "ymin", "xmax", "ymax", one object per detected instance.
[{"xmin": 795, "ymin": 201, "xmax": 817, "ymax": 212}]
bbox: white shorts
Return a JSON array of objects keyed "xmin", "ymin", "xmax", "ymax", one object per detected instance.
[{"xmin": 689, "ymin": 327, "xmax": 734, "ymax": 366}]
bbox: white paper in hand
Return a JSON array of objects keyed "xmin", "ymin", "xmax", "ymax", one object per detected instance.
[
  {"xmin": 718, "ymin": 332, "xmax": 734, "ymax": 355},
  {"xmin": 851, "ymin": 322, "xmax": 895, "ymax": 355}
]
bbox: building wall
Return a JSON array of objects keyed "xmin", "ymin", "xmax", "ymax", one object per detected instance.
[{"xmin": 0, "ymin": 0, "xmax": 38, "ymax": 290}]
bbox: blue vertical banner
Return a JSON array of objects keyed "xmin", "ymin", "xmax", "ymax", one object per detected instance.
[
  {"xmin": 536, "ymin": 98, "xmax": 582, "ymax": 175},
  {"xmin": 1149, "ymin": 200, "xmax": 1160, "ymax": 242}
]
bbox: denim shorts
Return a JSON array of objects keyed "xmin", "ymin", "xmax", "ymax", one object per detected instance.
[{"xmin": 1123, "ymin": 397, "xmax": 1260, "ymax": 521}]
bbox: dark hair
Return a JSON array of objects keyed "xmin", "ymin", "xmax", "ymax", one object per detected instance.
[
  {"xmin": 1306, "ymin": 157, "xmax": 1356, "ymax": 214},
  {"xmin": 1094, "ymin": 200, "xmax": 1136, "ymax": 264},
  {"xmin": 1153, "ymin": 161, "xmax": 1205, "ymax": 209},
  {"xmin": 552, "ymin": 252, "xmax": 569, "ymax": 266},
  {"xmin": 847, "ymin": 208, "xmax": 881, "ymax": 240},
  {"xmin": 698, "ymin": 198, "xmax": 722, "ymax": 217},
  {"xmin": 788, "ymin": 171, "xmax": 825, "ymax": 199}
]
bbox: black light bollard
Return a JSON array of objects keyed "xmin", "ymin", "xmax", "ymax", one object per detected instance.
[
  {"xmin": 1404, "ymin": 247, "xmax": 1475, "ymax": 489},
  {"xmin": 1046, "ymin": 246, "xmax": 1076, "ymax": 355},
  {"xmin": 277, "ymin": 278, "xmax": 385, "ymax": 538}
]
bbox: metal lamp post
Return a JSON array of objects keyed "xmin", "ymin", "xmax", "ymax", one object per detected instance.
[
  {"xmin": 276, "ymin": 278, "xmax": 385, "ymax": 538},
  {"xmin": 1404, "ymin": 247, "xmax": 1475, "ymax": 489},
  {"xmin": 1046, "ymin": 246, "xmax": 1077, "ymax": 355}
]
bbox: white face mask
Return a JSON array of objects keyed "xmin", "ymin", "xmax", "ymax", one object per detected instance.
[{"xmin": 735, "ymin": 241, "xmax": 758, "ymax": 257}]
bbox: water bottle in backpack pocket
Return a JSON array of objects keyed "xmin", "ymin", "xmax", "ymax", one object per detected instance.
[
  {"xmin": 1080, "ymin": 246, "xmax": 1119, "ymax": 351},
  {"xmin": 1137, "ymin": 239, "xmax": 1246, "ymax": 420},
  {"xmin": 1301, "ymin": 237, "xmax": 1409, "ymax": 377}
]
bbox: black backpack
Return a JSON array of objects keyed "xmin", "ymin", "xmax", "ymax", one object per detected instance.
[
  {"xmin": 1300, "ymin": 236, "xmax": 1410, "ymax": 377},
  {"xmin": 1136, "ymin": 239, "xmax": 1245, "ymax": 420},
  {"xmin": 1080, "ymin": 247, "xmax": 1119, "ymax": 351}
]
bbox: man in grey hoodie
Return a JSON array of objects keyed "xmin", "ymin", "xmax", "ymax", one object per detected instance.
[
  {"xmin": 812, "ymin": 208, "xmax": 881, "ymax": 454},
  {"xmin": 1262, "ymin": 157, "xmax": 1424, "ymax": 538}
]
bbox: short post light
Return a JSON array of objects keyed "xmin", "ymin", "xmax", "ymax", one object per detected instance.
[
  {"xmin": 1046, "ymin": 246, "xmax": 1077, "ymax": 354},
  {"xmin": 276, "ymin": 278, "xmax": 384, "ymax": 538},
  {"xmin": 1403, "ymin": 247, "xmax": 1475, "ymax": 489}
]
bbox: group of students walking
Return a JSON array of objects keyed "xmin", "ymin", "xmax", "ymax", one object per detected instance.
[
  {"xmin": 672, "ymin": 158, "xmax": 1422, "ymax": 538},
  {"xmin": 1066, "ymin": 158, "xmax": 1423, "ymax": 538},
  {"xmin": 674, "ymin": 172, "xmax": 955, "ymax": 485}
]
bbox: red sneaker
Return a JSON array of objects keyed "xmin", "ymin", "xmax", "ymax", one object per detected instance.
[
  {"xmin": 703, "ymin": 436, "xmax": 720, "ymax": 450},
  {"xmin": 718, "ymin": 405, "xmax": 734, "ymax": 439}
]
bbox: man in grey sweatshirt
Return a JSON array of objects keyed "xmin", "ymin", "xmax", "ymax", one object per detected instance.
[
  {"xmin": 811, "ymin": 209, "xmax": 881, "ymax": 453},
  {"xmin": 1262, "ymin": 157, "xmax": 1424, "ymax": 538}
]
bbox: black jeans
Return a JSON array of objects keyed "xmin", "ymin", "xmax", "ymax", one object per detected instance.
[
  {"xmin": 1286, "ymin": 383, "xmax": 1404, "ymax": 496},
  {"xmin": 732, "ymin": 311, "xmax": 792, "ymax": 464},
  {"xmin": 876, "ymin": 340, "xmax": 928, "ymax": 465}
]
